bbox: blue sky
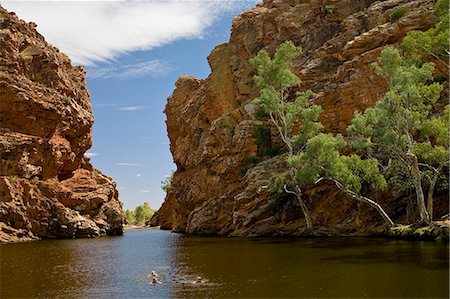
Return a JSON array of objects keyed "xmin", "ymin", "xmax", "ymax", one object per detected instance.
[{"xmin": 4, "ymin": 0, "xmax": 259, "ymax": 210}]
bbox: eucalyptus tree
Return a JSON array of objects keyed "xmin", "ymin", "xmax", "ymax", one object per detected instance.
[
  {"xmin": 289, "ymin": 133, "xmax": 395, "ymax": 227},
  {"xmin": 251, "ymin": 41, "xmax": 398, "ymax": 230},
  {"xmin": 348, "ymin": 47, "xmax": 445, "ymax": 224},
  {"xmin": 413, "ymin": 106, "xmax": 449, "ymax": 220},
  {"xmin": 400, "ymin": 0, "xmax": 450, "ymax": 220},
  {"xmin": 250, "ymin": 41, "xmax": 322, "ymax": 231},
  {"xmin": 401, "ymin": 0, "xmax": 449, "ymax": 66}
]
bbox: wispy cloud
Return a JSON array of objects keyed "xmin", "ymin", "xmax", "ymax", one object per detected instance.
[
  {"xmin": 85, "ymin": 152, "xmax": 99, "ymax": 158},
  {"xmin": 93, "ymin": 103, "xmax": 122, "ymax": 108},
  {"xmin": 87, "ymin": 59, "xmax": 173, "ymax": 79},
  {"xmin": 117, "ymin": 162, "xmax": 141, "ymax": 167},
  {"xmin": 136, "ymin": 174, "xmax": 143, "ymax": 177},
  {"xmin": 117, "ymin": 106, "xmax": 147, "ymax": 112},
  {"xmin": 3, "ymin": 1, "xmax": 259, "ymax": 65},
  {"xmin": 93, "ymin": 103, "xmax": 146, "ymax": 111},
  {"xmin": 139, "ymin": 190, "xmax": 151, "ymax": 193}
]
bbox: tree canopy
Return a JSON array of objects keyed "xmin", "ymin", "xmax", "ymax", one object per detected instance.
[
  {"xmin": 125, "ymin": 202, "xmax": 155, "ymax": 226},
  {"xmin": 347, "ymin": 45, "xmax": 447, "ymax": 224}
]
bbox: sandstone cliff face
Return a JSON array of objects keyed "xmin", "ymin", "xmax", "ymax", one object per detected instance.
[
  {"xmin": 0, "ymin": 8, "xmax": 123, "ymax": 242},
  {"xmin": 152, "ymin": 0, "xmax": 448, "ymax": 236}
]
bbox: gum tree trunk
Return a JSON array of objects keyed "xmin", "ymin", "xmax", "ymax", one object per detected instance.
[
  {"xmin": 426, "ymin": 162, "xmax": 447, "ymax": 221},
  {"xmin": 284, "ymin": 184, "xmax": 313, "ymax": 232},
  {"xmin": 427, "ymin": 176, "xmax": 437, "ymax": 221},
  {"xmin": 316, "ymin": 177, "xmax": 395, "ymax": 228},
  {"xmin": 408, "ymin": 153, "xmax": 431, "ymax": 224}
]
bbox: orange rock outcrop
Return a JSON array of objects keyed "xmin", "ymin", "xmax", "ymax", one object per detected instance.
[
  {"xmin": 151, "ymin": 0, "xmax": 448, "ymax": 236},
  {"xmin": 0, "ymin": 8, "xmax": 123, "ymax": 242}
]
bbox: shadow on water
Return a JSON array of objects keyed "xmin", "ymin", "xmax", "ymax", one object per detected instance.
[
  {"xmin": 1, "ymin": 229, "xmax": 449, "ymax": 298},
  {"xmin": 170, "ymin": 236, "xmax": 449, "ymax": 298}
]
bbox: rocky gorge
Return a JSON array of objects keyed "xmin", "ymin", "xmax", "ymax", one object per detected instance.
[
  {"xmin": 0, "ymin": 8, "xmax": 123, "ymax": 242},
  {"xmin": 151, "ymin": 0, "xmax": 449, "ymax": 237}
]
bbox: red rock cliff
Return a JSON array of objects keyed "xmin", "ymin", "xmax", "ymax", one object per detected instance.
[
  {"xmin": 0, "ymin": 8, "xmax": 123, "ymax": 242},
  {"xmin": 152, "ymin": 0, "xmax": 448, "ymax": 237}
]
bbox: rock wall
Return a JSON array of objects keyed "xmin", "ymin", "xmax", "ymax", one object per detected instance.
[
  {"xmin": 152, "ymin": 0, "xmax": 449, "ymax": 236},
  {"xmin": 0, "ymin": 8, "xmax": 123, "ymax": 242}
]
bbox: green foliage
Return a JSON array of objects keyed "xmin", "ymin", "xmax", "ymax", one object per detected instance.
[
  {"xmin": 239, "ymin": 156, "xmax": 262, "ymax": 177},
  {"xmin": 269, "ymin": 173, "xmax": 287, "ymax": 194},
  {"xmin": 389, "ymin": 225, "xmax": 449, "ymax": 241},
  {"xmin": 401, "ymin": 0, "xmax": 449, "ymax": 62},
  {"xmin": 291, "ymin": 133, "xmax": 387, "ymax": 193},
  {"xmin": 161, "ymin": 173, "xmax": 173, "ymax": 192},
  {"xmin": 253, "ymin": 125, "xmax": 279, "ymax": 157},
  {"xmin": 422, "ymin": 106, "xmax": 449, "ymax": 145},
  {"xmin": 291, "ymin": 96, "xmax": 323, "ymax": 149},
  {"xmin": 324, "ymin": 5, "xmax": 334, "ymax": 14},
  {"xmin": 384, "ymin": 159, "xmax": 414, "ymax": 197},
  {"xmin": 124, "ymin": 202, "xmax": 155, "ymax": 226},
  {"xmin": 251, "ymin": 41, "xmax": 301, "ymax": 92},
  {"xmin": 413, "ymin": 104, "xmax": 449, "ymax": 195},
  {"xmin": 250, "ymin": 41, "xmax": 322, "ymax": 154},
  {"xmin": 348, "ymin": 21, "xmax": 448, "ymax": 223},
  {"xmin": 124, "ymin": 210, "xmax": 136, "ymax": 225},
  {"xmin": 255, "ymin": 107, "xmax": 270, "ymax": 120},
  {"xmin": 134, "ymin": 202, "xmax": 154, "ymax": 225},
  {"xmin": 413, "ymin": 143, "xmax": 448, "ymax": 166},
  {"xmin": 390, "ymin": 6, "xmax": 407, "ymax": 22},
  {"xmin": 349, "ymin": 46, "xmax": 443, "ymax": 158}
]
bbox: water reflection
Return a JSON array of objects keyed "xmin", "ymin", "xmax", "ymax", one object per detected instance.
[
  {"xmin": 169, "ymin": 236, "xmax": 449, "ymax": 298},
  {"xmin": 1, "ymin": 238, "xmax": 89, "ymax": 298},
  {"xmin": 1, "ymin": 230, "xmax": 448, "ymax": 298}
]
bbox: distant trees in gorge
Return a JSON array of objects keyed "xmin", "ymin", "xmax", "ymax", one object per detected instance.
[{"xmin": 125, "ymin": 202, "xmax": 155, "ymax": 226}]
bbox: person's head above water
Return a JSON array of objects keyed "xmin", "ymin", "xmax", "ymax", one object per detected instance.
[
  {"xmin": 192, "ymin": 276, "xmax": 205, "ymax": 284},
  {"xmin": 151, "ymin": 271, "xmax": 158, "ymax": 276}
]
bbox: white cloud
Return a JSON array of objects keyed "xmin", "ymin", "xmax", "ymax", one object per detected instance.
[
  {"xmin": 93, "ymin": 103, "xmax": 122, "ymax": 108},
  {"xmin": 139, "ymin": 190, "xmax": 151, "ymax": 193},
  {"xmin": 3, "ymin": 1, "xmax": 259, "ymax": 66},
  {"xmin": 117, "ymin": 162, "xmax": 141, "ymax": 167},
  {"xmin": 87, "ymin": 59, "xmax": 172, "ymax": 79},
  {"xmin": 85, "ymin": 152, "xmax": 100, "ymax": 158},
  {"xmin": 117, "ymin": 106, "xmax": 147, "ymax": 111}
]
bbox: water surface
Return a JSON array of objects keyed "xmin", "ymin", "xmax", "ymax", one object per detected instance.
[{"xmin": 1, "ymin": 229, "xmax": 448, "ymax": 298}]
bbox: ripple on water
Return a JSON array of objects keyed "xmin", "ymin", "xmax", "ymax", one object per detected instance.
[{"xmin": 1, "ymin": 229, "xmax": 448, "ymax": 298}]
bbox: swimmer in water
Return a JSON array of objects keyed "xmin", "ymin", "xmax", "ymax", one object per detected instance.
[
  {"xmin": 193, "ymin": 276, "xmax": 205, "ymax": 284},
  {"xmin": 149, "ymin": 271, "xmax": 159, "ymax": 277},
  {"xmin": 151, "ymin": 277, "xmax": 162, "ymax": 284}
]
